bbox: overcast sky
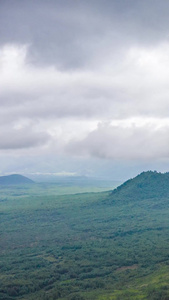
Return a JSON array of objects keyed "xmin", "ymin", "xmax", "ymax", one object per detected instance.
[{"xmin": 1, "ymin": 0, "xmax": 169, "ymax": 180}]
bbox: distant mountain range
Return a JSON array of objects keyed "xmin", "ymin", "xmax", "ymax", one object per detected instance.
[
  {"xmin": 110, "ymin": 171, "xmax": 169, "ymax": 200},
  {"xmin": 0, "ymin": 174, "xmax": 34, "ymax": 185}
]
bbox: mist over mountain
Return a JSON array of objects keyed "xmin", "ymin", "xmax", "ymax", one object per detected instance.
[
  {"xmin": 110, "ymin": 171, "xmax": 169, "ymax": 200},
  {"xmin": 0, "ymin": 174, "xmax": 34, "ymax": 185}
]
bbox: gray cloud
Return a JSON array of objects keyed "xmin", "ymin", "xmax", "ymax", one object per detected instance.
[
  {"xmin": 1, "ymin": 0, "xmax": 169, "ymax": 69},
  {"xmin": 1, "ymin": 43, "xmax": 169, "ymax": 122},
  {"xmin": 0, "ymin": 126, "xmax": 50, "ymax": 150},
  {"xmin": 1, "ymin": 41, "xmax": 169, "ymax": 158},
  {"xmin": 66, "ymin": 122, "xmax": 169, "ymax": 160}
]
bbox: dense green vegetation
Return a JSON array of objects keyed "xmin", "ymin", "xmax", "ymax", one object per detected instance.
[
  {"xmin": 111, "ymin": 171, "xmax": 169, "ymax": 200},
  {"xmin": 1, "ymin": 171, "xmax": 169, "ymax": 299}
]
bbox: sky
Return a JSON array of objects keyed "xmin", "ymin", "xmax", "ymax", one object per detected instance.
[{"xmin": 1, "ymin": 0, "xmax": 169, "ymax": 180}]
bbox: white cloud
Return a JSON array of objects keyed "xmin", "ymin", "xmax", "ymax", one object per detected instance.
[
  {"xmin": 1, "ymin": 43, "xmax": 169, "ymax": 161},
  {"xmin": 66, "ymin": 119, "xmax": 169, "ymax": 160},
  {"xmin": 1, "ymin": 42, "xmax": 169, "ymax": 119}
]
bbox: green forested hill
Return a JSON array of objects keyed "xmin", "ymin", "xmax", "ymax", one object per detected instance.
[{"xmin": 110, "ymin": 171, "xmax": 169, "ymax": 200}]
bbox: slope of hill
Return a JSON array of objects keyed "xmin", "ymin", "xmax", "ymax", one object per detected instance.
[
  {"xmin": 110, "ymin": 171, "xmax": 169, "ymax": 200},
  {"xmin": 0, "ymin": 174, "xmax": 34, "ymax": 185}
]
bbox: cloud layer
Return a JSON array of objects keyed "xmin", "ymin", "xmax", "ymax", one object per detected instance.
[
  {"xmin": 1, "ymin": 1, "xmax": 169, "ymax": 176},
  {"xmin": 1, "ymin": 43, "xmax": 169, "ymax": 159}
]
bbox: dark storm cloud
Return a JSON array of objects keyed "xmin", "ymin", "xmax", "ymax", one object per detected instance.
[{"xmin": 1, "ymin": 0, "xmax": 169, "ymax": 69}]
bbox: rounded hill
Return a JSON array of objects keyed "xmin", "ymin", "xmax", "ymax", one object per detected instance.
[{"xmin": 111, "ymin": 171, "xmax": 169, "ymax": 200}]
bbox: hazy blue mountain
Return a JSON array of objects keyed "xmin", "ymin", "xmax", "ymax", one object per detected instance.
[
  {"xmin": 110, "ymin": 171, "xmax": 169, "ymax": 200},
  {"xmin": 0, "ymin": 174, "xmax": 34, "ymax": 185}
]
